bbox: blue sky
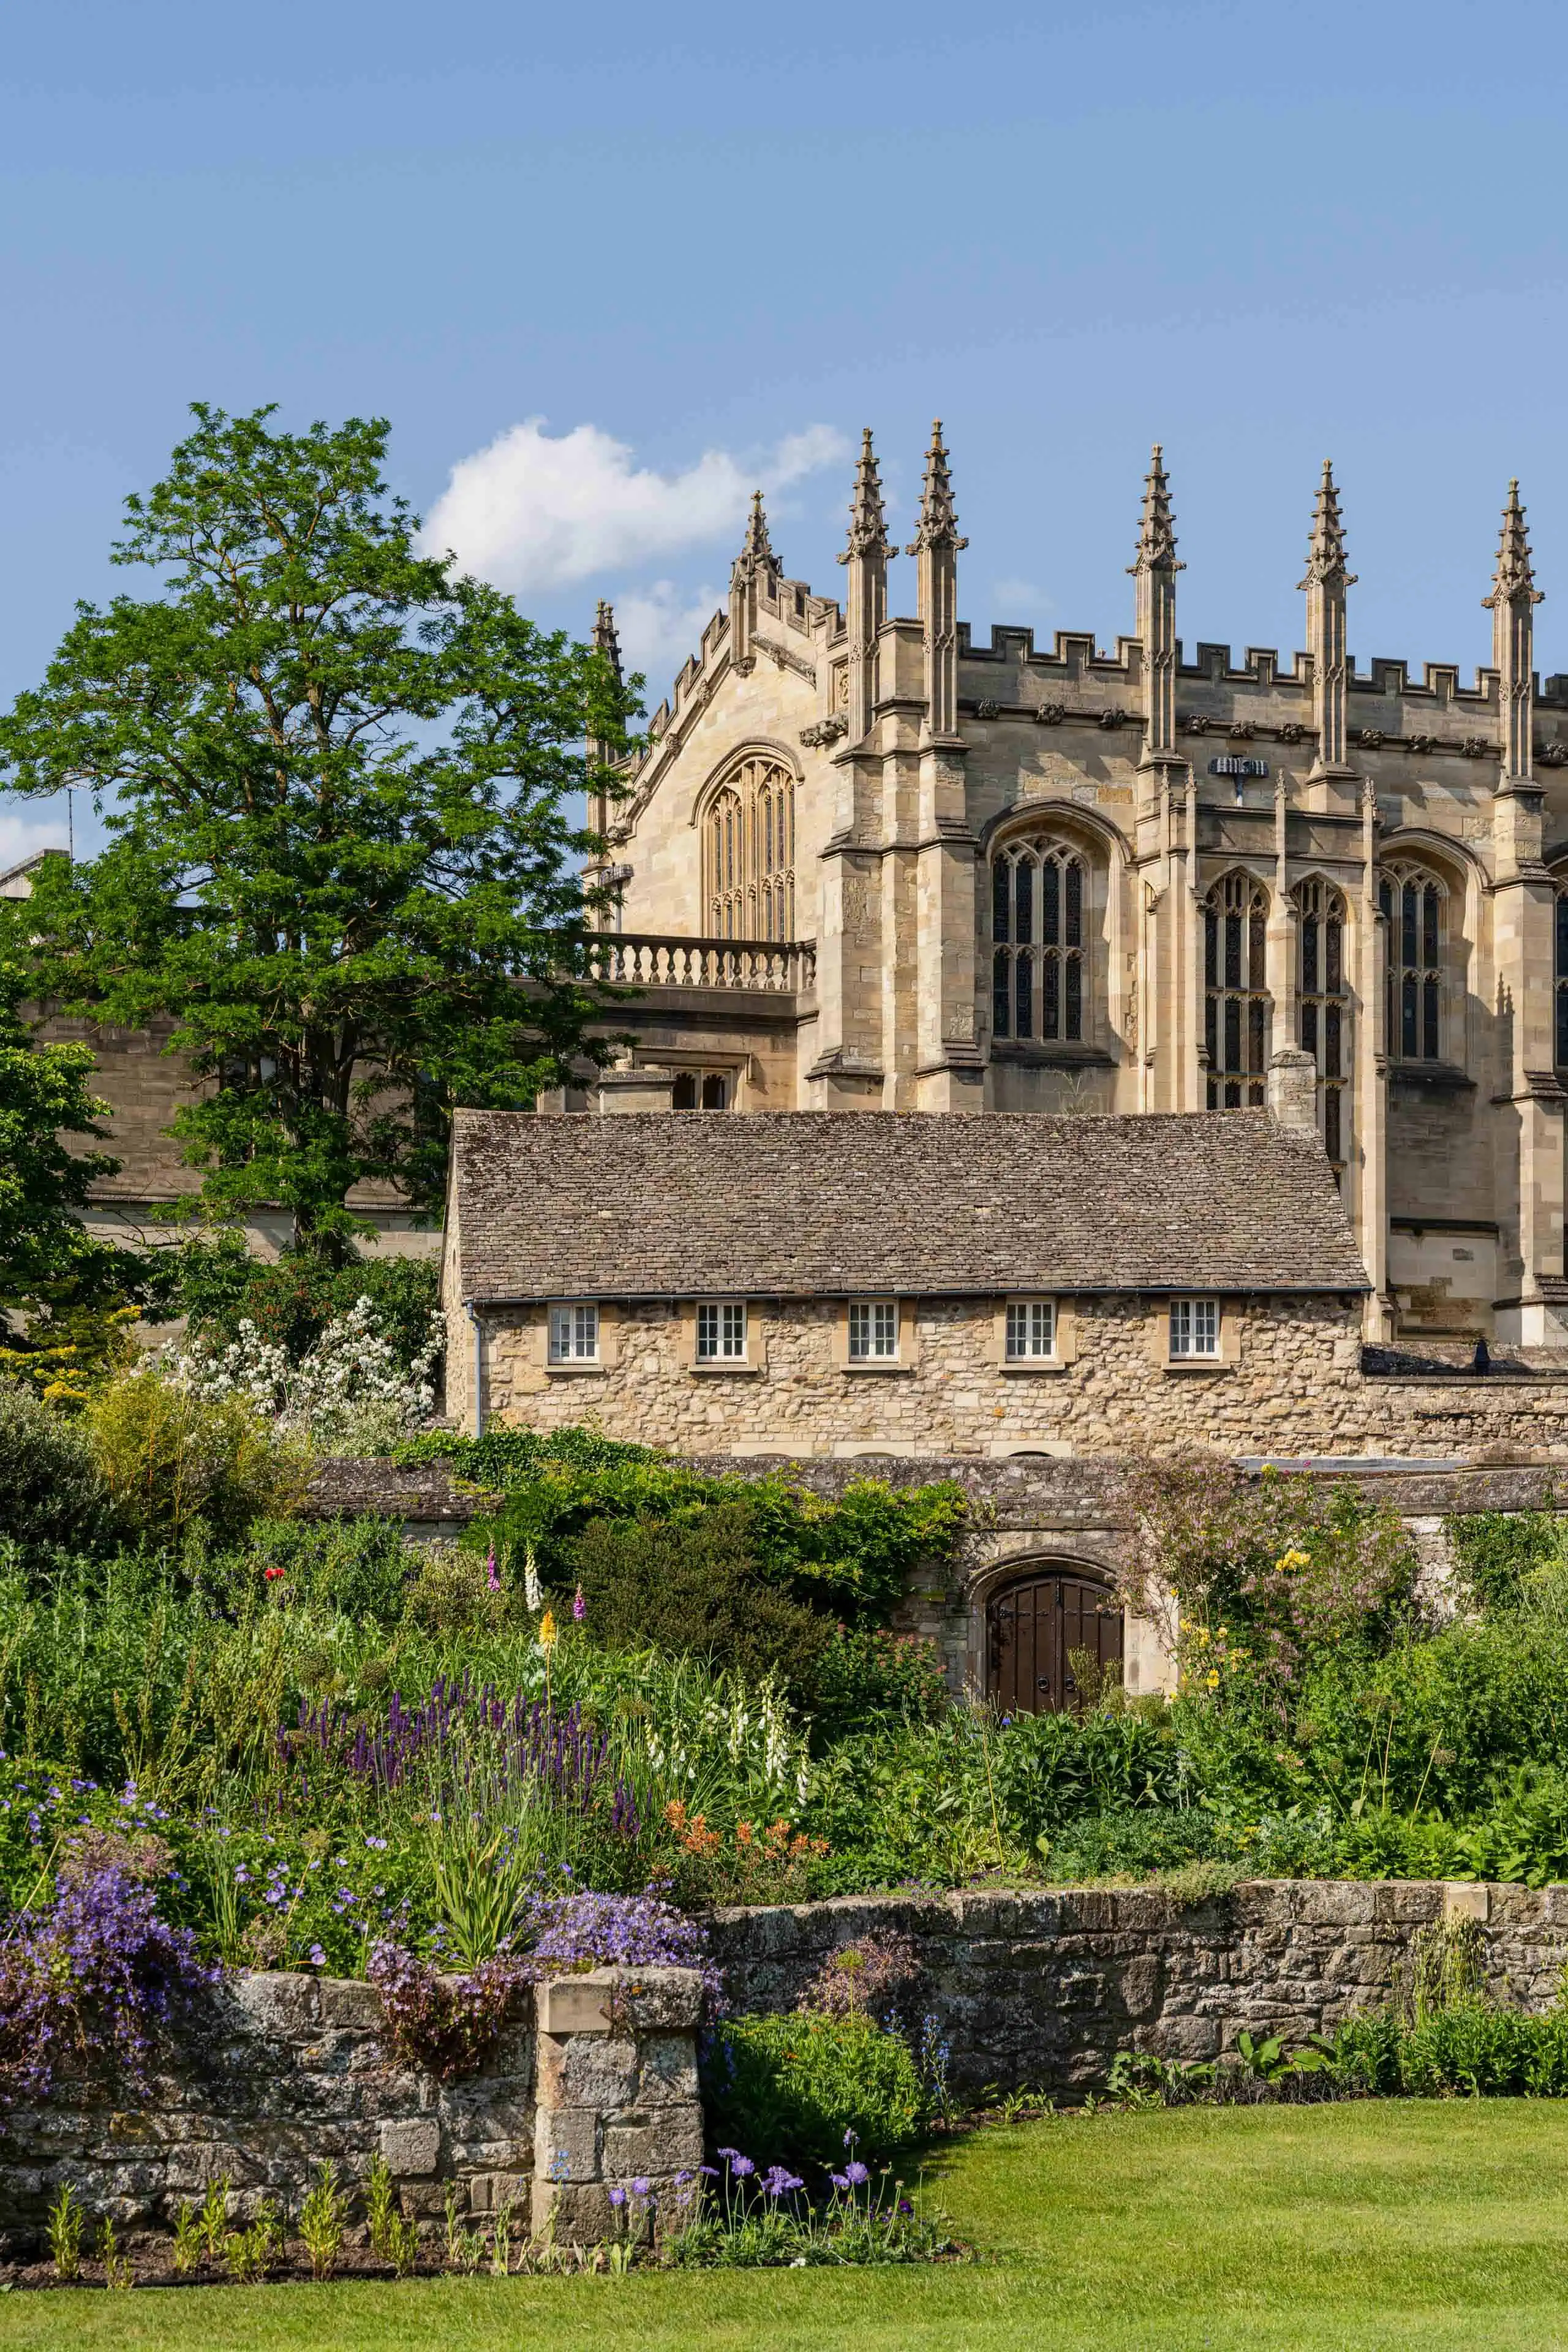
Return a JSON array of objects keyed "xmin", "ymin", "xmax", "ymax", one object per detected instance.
[{"xmin": 4, "ymin": 0, "xmax": 1567, "ymax": 863}]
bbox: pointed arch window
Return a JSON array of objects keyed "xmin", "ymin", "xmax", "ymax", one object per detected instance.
[
  {"xmin": 703, "ymin": 756, "xmax": 795, "ymax": 940},
  {"xmin": 1204, "ymin": 873, "xmax": 1270, "ymax": 1107},
  {"xmin": 1379, "ymin": 865, "xmax": 1444, "ymax": 1062},
  {"xmin": 1297, "ymin": 879, "xmax": 1349, "ymax": 1172},
  {"xmin": 990, "ymin": 839, "xmax": 1087, "ymax": 1042}
]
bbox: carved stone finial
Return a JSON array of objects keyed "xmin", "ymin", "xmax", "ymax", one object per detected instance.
[
  {"xmin": 1128, "ymin": 442, "xmax": 1183, "ymax": 576},
  {"xmin": 905, "ymin": 420, "xmax": 967, "ymax": 556},
  {"xmin": 1483, "ymin": 479, "xmax": 1543, "ymax": 614},
  {"xmin": 839, "ymin": 428, "xmax": 894, "ymax": 565},
  {"xmin": 731, "ymin": 489, "xmax": 777, "ymax": 587},
  {"xmin": 591, "ymin": 599, "xmax": 623, "ymax": 684},
  {"xmin": 1298, "ymin": 459, "xmax": 1357, "ymax": 590}
]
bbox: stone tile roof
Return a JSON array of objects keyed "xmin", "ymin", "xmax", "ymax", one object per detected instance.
[{"xmin": 449, "ymin": 1110, "xmax": 1368, "ymax": 1301}]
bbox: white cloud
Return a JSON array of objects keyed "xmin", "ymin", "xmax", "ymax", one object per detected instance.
[
  {"xmin": 614, "ymin": 581, "xmax": 723, "ymax": 690},
  {"xmin": 992, "ymin": 576, "xmax": 1057, "ymax": 617},
  {"xmin": 422, "ymin": 419, "xmax": 850, "ymax": 596},
  {"xmin": 0, "ymin": 807, "xmax": 72, "ymax": 881}
]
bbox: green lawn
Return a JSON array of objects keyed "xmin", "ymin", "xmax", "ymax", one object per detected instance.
[{"xmin": 11, "ymin": 2101, "xmax": 1568, "ymax": 2350}]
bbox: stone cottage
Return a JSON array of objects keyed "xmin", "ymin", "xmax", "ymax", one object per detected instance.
[{"xmin": 442, "ymin": 1091, "xmax": 1373, "ymax": 1466}]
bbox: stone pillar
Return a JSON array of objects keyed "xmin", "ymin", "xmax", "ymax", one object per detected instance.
[
  {"xmin": 726, "ymin": 491, "xmax": 776, "ymax": 681},
  {"xmin": 810, "ymin": 434, "xmax": 897, "ymax": 1106},
  {"xmin": 1179, "ymin": 767, "xmax": 1204, "ymax": 1112},
  {"xmin": 1355, "ymin": 778, "xmax": 1392, "ymax": 1334},
  {"xmin": 1299, "ymin": 461, "xmax": 1356, "ymax": 780},
  {"xmin": 1483, "ymin": 484, "xmax": 1568, "ymax": 1341},
  {"xmin": 585, "ymin": 601, "xmax": 625, "ymax": 930},
  {"xmin": 837, "ymin": 430, "xmax": 892, "ymax": 752},
  {"xmin": 1130, "ymin": 444, "xmax": 1182, "ymax": 769},
  {"xmin": 531, "ymin": 1967, "xmax": 705, "ymax": 2244},
  {"xmin": 906, "ymin": 423, "xmax": 982, "ymax": 1109}
]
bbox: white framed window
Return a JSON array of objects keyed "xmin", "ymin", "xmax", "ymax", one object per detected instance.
[
  {"xmin": 1169, "ymin": 1298, "xmax": 1220, "ymax": 1360},
  {"xmin": 696, "ymin": 1300, "xmax": 748, "ymax": 1362},
  {"xmin": 548, "ymin": 1302, "xmax": 600, "ymax": 1363},
  {"xmin": 848, "ymin": 1300, "xmax": 899, "ymax": 1361},
  {"xmin": 1005, "ymin": 1300, "xmax": 1057, "ymax": 1360}
]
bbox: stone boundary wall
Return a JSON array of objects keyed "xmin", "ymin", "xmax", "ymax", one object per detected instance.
[
  {"xmin": 307, "ymin": 1452, "xmax": 1566, "ymax": 1540},
  {"xmin": 711, "ymin": 1880, "xmax": 1568, "ymax": 2098},
  {"xmin": 0, "ymin": 1964, "xmax": 703, "ymax": 2258}
]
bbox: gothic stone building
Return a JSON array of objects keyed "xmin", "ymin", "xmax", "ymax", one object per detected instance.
[{"xmin": 579, "ymin": 435, "xmax": 1568, "ymax": 1349}]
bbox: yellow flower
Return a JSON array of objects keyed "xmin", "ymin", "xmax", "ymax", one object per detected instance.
[
  {"xmin": 539, "ymin": 1609, "xmax": 558, "ymax": 1650},
  {"xmin": 1205, "ymin": 1669, "xmax": 1221, "ymax": 1689}
]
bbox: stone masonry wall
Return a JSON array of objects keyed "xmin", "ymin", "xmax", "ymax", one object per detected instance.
[
  {"xmin": 712, "ymin": 1880, "xmax": 1568, "ymax": 2098},
  {"xmin": 462, "ymin": 1289, "xmax": 1568, "ymax": 1460},
  {"xmin": 0, "ymin": 1964, "xmax": 703, "ymax": 2258}
]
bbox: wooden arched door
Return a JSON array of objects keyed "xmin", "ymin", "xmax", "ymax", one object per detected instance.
[{"xmin": 987, "ymin": 1573, "xmax": 1123, "ymax": 1714}]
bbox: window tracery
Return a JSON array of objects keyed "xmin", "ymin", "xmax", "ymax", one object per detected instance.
[
  {"xmin": 1379, "ymin": 864, "xmax": 1444, "ymax": 1062},
  {"xmin": 1204, "ymin": 872, "xmax": 1270, "ymax": 1107},
  {"xmin": 703, "ymin": 756, "xmax": 796, "ymax": 940},
  {"xmin": 1296, "ymin": 879, "xmax": 1349, "ymax": 1172},
  {"xmin": 990, "ymin": 838, "xmax": 1087, "ymax": 1043}
]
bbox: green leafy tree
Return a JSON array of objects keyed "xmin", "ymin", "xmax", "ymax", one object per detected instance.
[
  {"xmin": 0, "ymin": 404, "xmax": 638, "ymax": 1256},
  {"xmin": 0, "ymin": 960, "xmax": 145, "ymax": 1398}
]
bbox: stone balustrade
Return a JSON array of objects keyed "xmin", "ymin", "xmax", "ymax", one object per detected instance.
[{"xmin": 586, "ymin": 932, "xmax": 815, "ymax": 996}]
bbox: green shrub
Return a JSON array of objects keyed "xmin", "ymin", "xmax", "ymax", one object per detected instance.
[
  {"xmin": 397, "ymin": 1426, "xmax": 655, "ymax": 1480},
  {"xmin": 461, "ymin": 1455, "xmax": 965, "ymax": 1626},
  {"xmin": 567, "ymin": 1507, "xmax": 834, "ymax": 1703},
  {"xmin": 989, "ymin": 1705, "xmax": 1186, "ymax": 1852},
  {"xmin": 176, "ymin": 1237, "xmax": 440, "ymax": 1375},
  {"xmin": 1041, "ymin": 1803, "xmax": 1224, "ymax": 1882},
  {"xmin": 224, "ymin": 1516, "xmax": 418, "ymax": 1627},
  {"xmin": 810, "ymin": 1625, "xmax": 950, "ymax": 1741},
  {"xmin": 0, "ymin": 1382, "xmax": 115, "ymax": 1555},
  {"xmin": 703, "ymin": 2011, "xmax": 926, "ymax": 2169},
  {"xmin": 85, "ymin": 1368, "xmax": 308, "ymax": 1544},
  {"xmin": 1450, "ymin": 1509, "xmax": 1561, "ymax": 1612},
  {"xmin": 402, "ymin": 1544, "xmax": 524, "ymax": 1634}
]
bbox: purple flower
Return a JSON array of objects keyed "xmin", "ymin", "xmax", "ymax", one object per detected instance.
[
  {"xmin": 728, "ymin": 2155, "xmax": 755, "ymax": 2177},
  {"xmin": 844, "ymin": 2160, "xmax": 870, "ymax": 2185},
  {"xmin": 762, "ymin": 2166, "xmax": 804, "ymax": 2199},
  {"xmin": 843, "ymin": 2127, "xmax": 859, "ymax": 2147},
  {"xmin": 572, "ymin": 1585, "xmax": 586, "ymax": 1623},
  {"xmin": 608, "ymin": 2185, "xmax": 626, "ymax": 2209},
  {"xmin": 631, "ymin": 2177, "xmax": 651, "ymax": 2198},
  {"xmin": 308, "ymin": 1945, "xmax": 327, "ymax": 1968},
  {"xmin": 485, "ymin": 1544, "xmax": 501, "ymax": 1593},
  {"xmin": 830, "ymin": 2171, "xmax": 850, "ymax": 2191}
]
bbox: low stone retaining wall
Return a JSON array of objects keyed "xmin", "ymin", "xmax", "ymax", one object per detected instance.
[
  {"xmin": 0, "ymin": 1964, "xmax": 703, "ymax": 2258},
  {"xmin": 712, "ymin": 1880, "xmax": 1568, "ymax": 2097}
]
